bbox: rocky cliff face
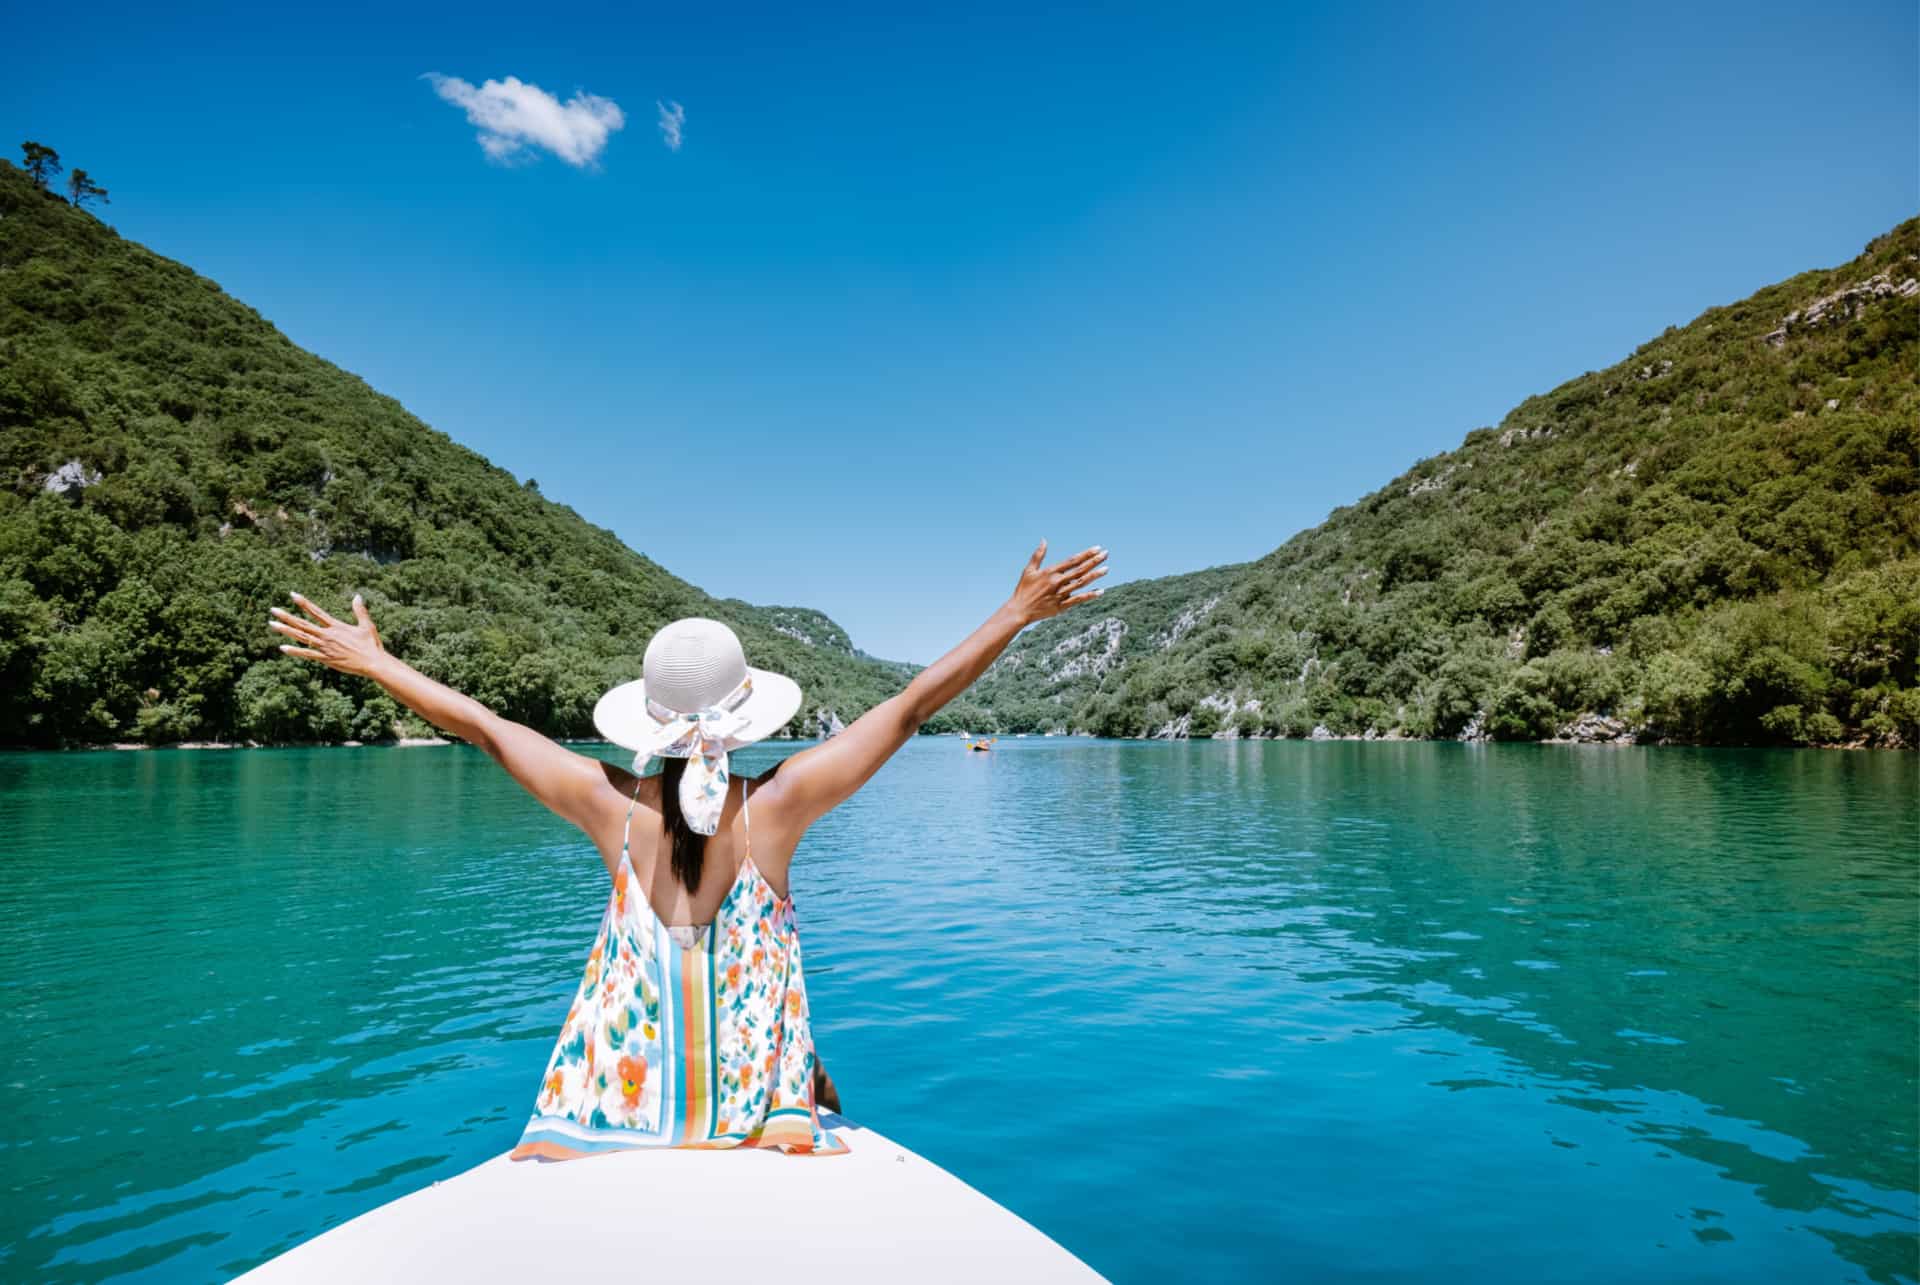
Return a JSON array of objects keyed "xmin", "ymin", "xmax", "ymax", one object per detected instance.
[
  {"xmin": 1551, "ymin": 712, "xmax": 1638, "ymax": 744},
  {"xmin": 1764, "ymin": 263, "xmax": 1918, "ymax": 347}
]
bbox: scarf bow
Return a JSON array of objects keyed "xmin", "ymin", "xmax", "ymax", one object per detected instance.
[{"xmin": 634, "ymin": 676, "xmax": 755, "ymax": 836}]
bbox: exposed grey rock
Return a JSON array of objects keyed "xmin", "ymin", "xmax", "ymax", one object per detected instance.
[
  {"xmin": 1552, "ymin": 712, "xmax": 1639, "ymax": 744},
  {"xmin": 1498, "ymin": 425, "xmax": 1556, "ymax": 447},
  {"xmin": 1457, "ymin": 713, "xmax": 1489, "ymax": 743},
  {"xmin": 1153, "ymin": 596, "xmax": 1221, "ymax": 650},
  {"xmin": 1052, "ymin": 617, "xmax": 1128, "ymax": 681},
  {"xmin": 1764, "ymin": 269, "xmax": 1919, "ymax": 347},
  {"xmin": 42, "ymin": 459, "xmax": 102, "ymax": 493},
  {"xmin": 813, "ymin": 708, "xmax": 845, "ymax": 739},
  {"xmin": 1150, "ymin": 712, "xmax": 1192, "ymax": 740},
  {"xmin": 1406, "ymin": 461, "xmax": 1471, "ymax": 496},
  {"xmin": 763, "ymin": 609, "xmax": 855, "ymax": 655},
  {"xmin": 1184, "ymin": 690, "xmax": 1260, "ymax": 738},
  {"xmin": 1310, "ymin": 724, "xmax": 1333, "ymax": 741}
]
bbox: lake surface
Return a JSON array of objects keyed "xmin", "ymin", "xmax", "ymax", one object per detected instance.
[{"xmin": 1, "ymin": 739, "xmax": 1914, "ymax": 1283}]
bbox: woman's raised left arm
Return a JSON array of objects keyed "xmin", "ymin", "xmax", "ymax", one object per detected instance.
[{"xmin": 755, "ymin": 540, "xmax": 1107, "ymax": 839}]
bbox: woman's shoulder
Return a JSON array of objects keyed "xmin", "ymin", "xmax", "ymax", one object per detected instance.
[
  {"xmin": 748, "ymin": 754, "xmax": 800, "ymax": 788},
  {"xmin": 589, "ymin": 758, "xmax": 656, "ymax": 821}
]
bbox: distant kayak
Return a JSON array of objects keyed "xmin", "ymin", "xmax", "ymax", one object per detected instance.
[{"xmin": 235, "ymin": 1112, "xmax": 1098, "ymax": 1283}]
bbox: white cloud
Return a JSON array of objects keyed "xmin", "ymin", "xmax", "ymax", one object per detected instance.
[
  {"xmin": 423, "ymin": 73, "xmax": 625, "ymax": 167},
  {"xmin": 657, "ymin": 100, "xmax": 686, "ymax": 151}
]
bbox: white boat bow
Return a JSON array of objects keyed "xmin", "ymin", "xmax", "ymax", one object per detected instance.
[{"xmin": 234, "ymin": 1112, "xmax": 1101, "ymax": 1282}]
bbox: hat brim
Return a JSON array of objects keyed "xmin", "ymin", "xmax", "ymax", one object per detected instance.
[{"xmin": 592, "ymin": 667, "xmax": 803, "ymax": 755}]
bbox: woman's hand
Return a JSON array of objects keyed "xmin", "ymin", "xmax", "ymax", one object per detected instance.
[
  {"xmin": 268, "ymin": 591, "xmax": 617, "ymax": 839},
  {"xmin": 1008, "ymin": 540, "xmax": 1108, "ymax": 625},
  {"xmin": 269, "ymin": 592, "xmax": 387, "ymax": 677}
]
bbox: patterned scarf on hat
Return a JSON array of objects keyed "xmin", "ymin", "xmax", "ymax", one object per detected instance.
[{"xmin": 633, "ymin": 676, "xmax": 755, "ymax": 836}]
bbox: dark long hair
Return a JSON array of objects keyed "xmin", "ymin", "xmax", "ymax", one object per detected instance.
[{"xmin": 657, "ymin": 757, "xmax": 706, "ymax": 891}]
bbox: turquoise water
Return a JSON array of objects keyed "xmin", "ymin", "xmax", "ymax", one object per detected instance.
[{"xmin": 1, "ymin": 739, "xmax": 1914, "ymax": 1282}]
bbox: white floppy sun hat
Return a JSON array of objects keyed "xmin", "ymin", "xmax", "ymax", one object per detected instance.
[{"xmin": 593, "ymin": 617, "xmax": 803, "ymax": 759}]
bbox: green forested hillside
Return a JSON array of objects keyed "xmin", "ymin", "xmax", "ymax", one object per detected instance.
[
  {"xmin": 0, "ymin": 160, "xmax": 911, "ymax": 746},
  {"xmin": 4, "ymin": 155, "xmax": 1914, "ymax": 750},
  {"xmin": 970, "ymin": 221, "xmax": 1920, "ymax": 746}
]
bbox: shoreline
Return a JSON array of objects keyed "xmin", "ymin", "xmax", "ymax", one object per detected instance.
[{"xmin": 1, "ymin": 734, "xmax": 1901, "ymax": 754}]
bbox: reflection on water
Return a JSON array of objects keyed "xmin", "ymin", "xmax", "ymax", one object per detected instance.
[{"xmin": 0, "ymin": 741, "xmax": 1914, "ymax": 1282}]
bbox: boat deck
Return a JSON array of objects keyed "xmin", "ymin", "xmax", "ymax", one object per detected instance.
[{"xmin": 235, "ymin": 1113, "xmax": 1100, "ymax": 1282}]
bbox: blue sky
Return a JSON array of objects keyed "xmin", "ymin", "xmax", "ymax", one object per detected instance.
[{"xmin": 7, "ymin": 1, "xmax": 1915, "ymax": 662}]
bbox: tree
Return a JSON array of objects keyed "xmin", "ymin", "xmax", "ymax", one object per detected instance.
[
  {"xmin": 66, "ymin": 168, "xmax": 109, "ymax": 210},
  {"xmin": 20, "ymin": 140, "xmax": 61, "ymax": 191}
]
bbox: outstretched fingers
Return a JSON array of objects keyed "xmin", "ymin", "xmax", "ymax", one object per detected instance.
[
  {"xmin": 1047, "ymin": 545, "xmax": 1104, "ymax": 577},
  {"xmin": 1063, "ymin": 565, "xmax": 1108, "ymax": 594},
  {"xmin": 289, "ymin": 591, "xmax": 340, "ymax": 628},
  {"xmin": 268, "ymin": 619, "xmax": 320, "ymax": 646},
  {"xmin": 1050, "ymin": 550, "xmax": 1108, "ymax": 599},
  {"xmin": 269, "ymin": 606, "xmax": 323, "ymax": 640},
  {"xmin": 279, "ymin": 645, "xmax": 325, "ymax": 660}
]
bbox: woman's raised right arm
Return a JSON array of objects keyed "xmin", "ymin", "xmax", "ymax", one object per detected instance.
[{"xmin": 270, "ymin": 592, "xmax": 616, "ymax": 836}]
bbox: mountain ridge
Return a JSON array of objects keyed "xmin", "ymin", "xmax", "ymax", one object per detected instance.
[
  {"xmin": 0, "ymin": 159, "xmax": 912, "ymax": 746},
  {"xmin": 3, "ymin": 157, "xmax": 1913, "ymax": 748},
  {"xmin": 964, "ymin": 220, "xmax": 1919, "ymax": 746}
]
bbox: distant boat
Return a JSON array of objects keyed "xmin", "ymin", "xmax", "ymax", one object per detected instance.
[{"xmin": 963, "ymin": 733, "xmax": 995, "ymax": 752}]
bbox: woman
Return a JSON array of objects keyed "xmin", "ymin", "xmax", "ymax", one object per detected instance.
[{"xmin": 269, "ymin": 540, "xmax": 1107, "ymax": 1160}]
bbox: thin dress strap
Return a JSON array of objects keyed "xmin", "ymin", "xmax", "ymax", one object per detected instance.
[
  {"xmin": 740, "ymin": 777, "xmax": 752, "ymax": 858},
  {"xmin": 621, "ymin": 773, "xmax": 644, "ymax": 863}
]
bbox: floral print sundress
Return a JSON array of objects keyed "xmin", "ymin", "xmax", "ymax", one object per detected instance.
[{"xmin": 510, "ymin": 778, "xmax": 848, "ymax": 1160}]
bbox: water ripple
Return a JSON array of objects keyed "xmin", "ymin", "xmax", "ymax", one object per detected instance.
[{"xmin": 0, "ymin": 740, "xmax": 1913, "ymax": 1283}]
